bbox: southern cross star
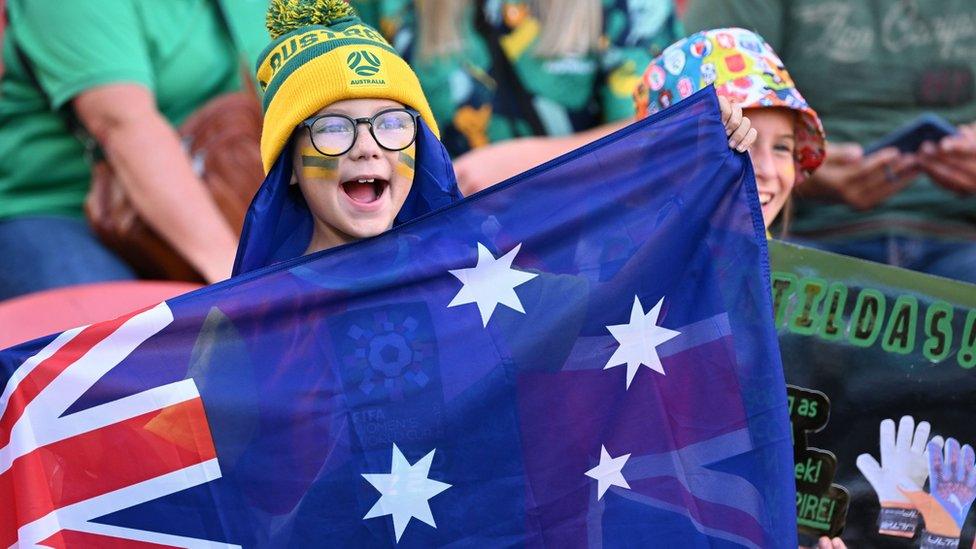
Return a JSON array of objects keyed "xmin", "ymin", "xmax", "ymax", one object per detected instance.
[
  {"xmin": 362, "ymin": 444, "xmax": 452, "ymax": 542},
  {"xmin": 604, "ymin": 295, "xmax": 680, "ymax": 389},
  {"xmin": 448, "ymin": 242, "xmax": 538, "ymax": 327},
  {"xmin": 585, "ymin": 445, "xmax": 632, "ymax": 500}
]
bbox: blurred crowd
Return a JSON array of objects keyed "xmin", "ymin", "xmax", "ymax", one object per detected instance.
[{"xmin": 0, "ymin": 0, "xmax": 973, "ymax": 303}]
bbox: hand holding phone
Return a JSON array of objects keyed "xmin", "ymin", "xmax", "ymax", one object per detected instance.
[
  {"xmin": 799, "ymin": 143, "xmax": 918, "ymax": 210},
  {"xmin": 916, "ymin": 121, "xmax": 976, "ymax": 195},
  {"xmin": 864, "ymin": 114, "xmax": 956, "ymax": 155}
]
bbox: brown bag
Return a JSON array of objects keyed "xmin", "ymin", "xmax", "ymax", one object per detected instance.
[{"xmin": 84, "ymin": 91, "xmax": 264, "ymax": 282}]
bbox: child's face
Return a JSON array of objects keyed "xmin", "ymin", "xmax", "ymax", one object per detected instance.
[
  {"xmin": 745, "ymin": 107, "xmax": 797, "ymax": 228},
  {"xmin": 292, "ymin": 99, "xmax": 417, "ymax": 253}
]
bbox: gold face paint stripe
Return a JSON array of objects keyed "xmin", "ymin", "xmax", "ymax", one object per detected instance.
[
  {"xmin": 303, "ymin": 167, "xmax": 340, "ymax": 179},
  {"xmin": 396, "ymin": 149, "xmax": 416, "ymax": 180}
]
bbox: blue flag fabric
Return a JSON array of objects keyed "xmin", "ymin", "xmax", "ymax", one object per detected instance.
[{"xmin": 0, "ymin": 89, "xmax": 796, "ymax": 548}]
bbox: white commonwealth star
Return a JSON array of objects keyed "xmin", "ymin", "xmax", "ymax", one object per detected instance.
[
  {"xmin": 448, "ymin": 242, "xmax": 538, "ymax": 327},
  {"xmin": 585, "ymin": 445, "xmax": 632, "ymax": 500},
  {"xmin": 604, "ymin": 296, "xmax": 681, "ymax": 389},
  {"xmin": 362, "ymin": 444, "xmax": 452, "ymax": 542}
]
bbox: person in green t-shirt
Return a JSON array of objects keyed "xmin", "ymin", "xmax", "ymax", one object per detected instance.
[
  {"xmin": 0, "ymin": 0, "xmax": 268, "ymax": 300},
  {"xmin": 683, "ymin": 0, "xmax": 976, "ymax": 284},
  {"xmin": 353, "ymin": 0, "xmax": 684, "ymax": 195}
]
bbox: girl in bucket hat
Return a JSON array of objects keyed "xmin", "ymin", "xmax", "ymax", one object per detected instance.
[
  {"xmin": 634, "ymin": 27, "xmax": 826, "ymax": 234},
  {"xmin": 233, "ymin": 0, "xmax": 462, "ymax": 275}
]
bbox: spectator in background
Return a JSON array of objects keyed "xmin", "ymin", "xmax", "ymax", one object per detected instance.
[
  {"xmin": 353, "ymin": 0, "xmax": 683, "ymax": 195},
  {"xmin": 0, "ymin": 0, "xmax": 268, "ymax": 300},
  {"xmin": 683, "ymin": 1, "xmax": 976, "ymax": 284}
]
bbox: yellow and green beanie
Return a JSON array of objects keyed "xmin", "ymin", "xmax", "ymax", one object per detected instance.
[{"xmin": 256, "ymin": 0, "xmax": 438, "ymax": 172}]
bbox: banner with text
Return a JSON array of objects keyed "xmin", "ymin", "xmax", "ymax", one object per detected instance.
[{"xmin": 770, "ymin": 240, "xmax": 976, "ymax": 548}]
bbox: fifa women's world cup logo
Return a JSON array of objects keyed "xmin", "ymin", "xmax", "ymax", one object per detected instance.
[
  {"xmin": 334, "ymin": 303, "xmax": 440, "ymax": 404},
  {"xmin": 332, "ymin": 303, "xmax": 445, "ymax": 450}
]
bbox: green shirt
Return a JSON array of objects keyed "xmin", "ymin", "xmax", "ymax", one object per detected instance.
[
  {"xmin": 355, "ymin": 0, "xmax": 683, "ymax": 158},
  {"xmin": 0, "ymin": 0, "xmax": 269, "ymax": 220},
  {"xmin": 684, "ymin": 0, "xmax": 976, "ymax": 239}
]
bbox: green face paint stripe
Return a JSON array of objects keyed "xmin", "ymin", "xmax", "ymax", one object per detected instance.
[
  {"xmin": 261, "ymin": 38, "xmax": 398, "ymax": 109},
  {"xmin": 398, "ymin": 152, "xmax": 415, "ymax": 169},
  {"xmin": 301, "ymin": 156, "xmax": 339, "ymax": 169}
]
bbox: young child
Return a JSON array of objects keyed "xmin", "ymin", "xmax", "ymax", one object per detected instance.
[
  {"xmin": 232, "ymin": 0, "xmax": 462, "ymax": 274},
  {"xmin": 634, "ymin": 27, "xmax": 826, "ymax": 234}
]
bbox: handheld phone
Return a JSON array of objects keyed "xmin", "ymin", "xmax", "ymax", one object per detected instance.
[{"xmin": 864, "ymin": 113, "xmax": 957, "ymax": 155}]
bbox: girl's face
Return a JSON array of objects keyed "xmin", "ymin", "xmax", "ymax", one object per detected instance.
[
  {"xmin": 745, "ymin": 107, "xmax": 797, "ymax": 228},
  {"xmin": 292, "ymin": 98, "xmax": 417, "ymax": 254}
]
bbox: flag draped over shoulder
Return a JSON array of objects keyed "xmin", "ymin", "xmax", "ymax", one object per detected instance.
[{"xmin": 0, "ymin": 89, "xmax": 796, "ymax": 548}]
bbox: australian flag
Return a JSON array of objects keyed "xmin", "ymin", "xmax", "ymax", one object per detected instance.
[{"xmin": 0, "ymin": 90, "xmax": 796, "ymax": 547}]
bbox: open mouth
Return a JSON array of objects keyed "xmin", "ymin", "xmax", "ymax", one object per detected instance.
[{"xmin": 341, "ymin": 177, "xmax": 389, "ymax": 205}]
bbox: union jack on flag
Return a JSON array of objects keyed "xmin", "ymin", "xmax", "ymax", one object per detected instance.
[
  {"xmin": 1, "ymin": 304, "xmax": 231, "ymax": 547},
  {"xmin": 1, "ymin": 90, "xmax": 796, "ymax": 547}
]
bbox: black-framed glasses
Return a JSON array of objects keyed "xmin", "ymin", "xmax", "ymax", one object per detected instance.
[{"xmin": 299, "ymin": 108, "xmax": 420, "ymax": 157}]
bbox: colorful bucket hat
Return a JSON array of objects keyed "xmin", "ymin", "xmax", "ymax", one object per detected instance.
[{"xmin": 634, "ymin": 28, "xmax": 826, "ymax": 179}]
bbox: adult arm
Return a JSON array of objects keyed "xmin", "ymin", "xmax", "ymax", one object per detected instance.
[
  {"xmin": 452, "ymin": 119, "xmax": 630, "ymax": 195},
  {"xmin": 453, "ymin": 98, "xmax": 755, "ymax": 196},
  {"xmin": 10, "ymin": 0, "xmax": 238, "ymax": 281},
  {"xmin": 74, "ymin": 84, "xmax": 238, "ymax": 283}
]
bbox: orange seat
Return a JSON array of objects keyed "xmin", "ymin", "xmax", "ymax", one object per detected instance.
[{"xmin": 0, "ymin": 281, "xmax": 202, "ymax": 348}]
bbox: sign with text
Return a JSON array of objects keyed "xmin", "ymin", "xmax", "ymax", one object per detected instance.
[
  {"xmin": 788, "ymin": 384, "xmax": 848, "ymax": 538},
  {"xmin": 770, "ymin": 240, "xmax": 976, "ymax": 547}
]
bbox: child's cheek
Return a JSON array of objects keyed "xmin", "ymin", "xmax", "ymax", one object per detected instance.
[
  {"xmin": 395, "ymin": 144, "xmax": 416, "ymax": 181},
  {"xmin": 299, "ymin": 146, "xmax": 339, "ymax": 181},
  {"xmin": 782, "ymin": 161, "xmax": 796, "ymax": 188}
]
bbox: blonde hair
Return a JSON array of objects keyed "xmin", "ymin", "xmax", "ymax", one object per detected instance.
[{"xmin": 415, "ymin": 0, "xmax": 602, "ymax": 60}]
